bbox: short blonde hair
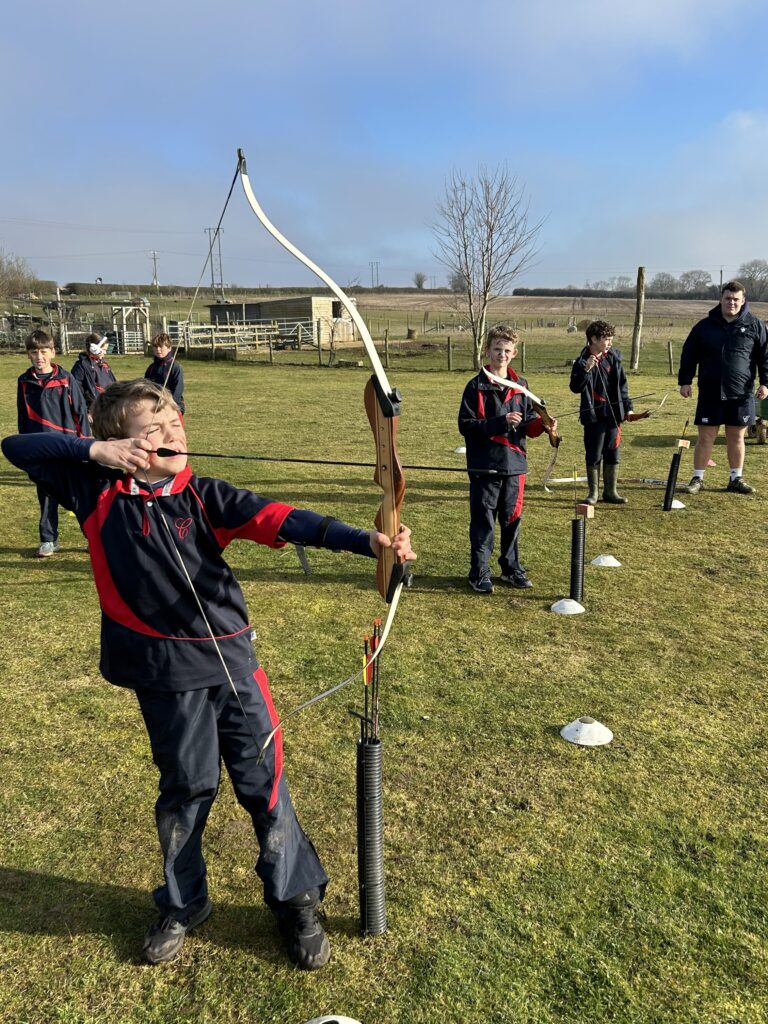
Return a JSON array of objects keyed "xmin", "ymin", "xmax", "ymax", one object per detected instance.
[
  {"xmin": 486, "ymin": 324, "xmax": 519, "ymax": 349},
  {"xmin": 91, "ymin": 379, "xmax": 180, "ymax": 440}
]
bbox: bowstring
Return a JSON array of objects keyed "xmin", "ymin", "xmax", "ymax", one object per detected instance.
[
  {"xmin": 159, "ymin": 160, "xmax": 241, "ymax": 398},
  {"xmin": 137, "ymin": 468, "xmax": 265, "ymax": 755},
  {"xmin": 132, "ymin": 159, "xmax": 260, "ymax": 744},
  {"xmin": 135, "ymin": 156, "xmax": 404, "ymax": 767}
]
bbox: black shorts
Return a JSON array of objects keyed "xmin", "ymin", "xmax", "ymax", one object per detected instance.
[{"xmin": 694, "ymin": 392, "xmax": 755, "ymax": 428}]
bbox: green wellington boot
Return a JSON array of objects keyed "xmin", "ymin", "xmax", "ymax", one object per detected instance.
[
  {"xmin": 602, "ymin": 462, "xmax": 627, "ymax": 504},
  {"xmin": 583, "ymin": 463, "xmax": 600, "ymax": 505}
]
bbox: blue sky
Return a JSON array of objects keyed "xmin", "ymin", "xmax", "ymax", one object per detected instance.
[{"xmin": 3, "ymin": 0, "xmax": 768, "ymax": 289}]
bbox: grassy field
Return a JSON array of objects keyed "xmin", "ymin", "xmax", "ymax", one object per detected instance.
[{"xmin": 1, "ymin": 350, "xmax": 767, "ymax": 1024}]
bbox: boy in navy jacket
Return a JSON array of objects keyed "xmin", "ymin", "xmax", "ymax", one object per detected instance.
[
  {"xmin": 145, "ymin": 332, "xmax": 185, "ymax": 413},
  {"xmin": 17, "ymin": 329, "xmax": 91, "ymax": 556},
  {"xmin": 2, "ymin": 378, "xmax": 415, "ymax": 970},
  {"xmin": 569, "ymin": 320, "xmax": 646, "ymax": 505},
  {"xmin": 458, "ymin": 325, "xmax": 557, "ymax": 593},
  {"xmin": 71, "ymin": 333, "xmax": 117, "ymax": 408}
]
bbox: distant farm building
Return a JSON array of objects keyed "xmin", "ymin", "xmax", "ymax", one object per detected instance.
[{"xmin": 205, "ymin": 295, "xmax": 355, "ymax": 349}]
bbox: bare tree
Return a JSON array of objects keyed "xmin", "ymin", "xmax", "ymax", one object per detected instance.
[
  {"xmin": 737, "ymin": 259, "xmax": 768, "ymax": 301},
  {"xmin": 413, "ymin": 272, "xmax": 427, "ymax": 290},
  {"xmin": 612, "ymin": 275, "xmax": 633, "ymax": 291},
  {"xmin": 0, "ymin": 249, "xmax": 39, "ymax": 298},
  {"xmin": 448, "ymin": 270, "xmax": 467, "ymax": 293},
  {"xmin": 649, "ymin": 271, "xmax": 679, "ymax": 294},
  {"xmin": 679, "ymin": 269, "xmax": 712, "ymax": 293},
  {"xmin": 433, "ymin": 165, "xmax": 543, "ymax": 368}
]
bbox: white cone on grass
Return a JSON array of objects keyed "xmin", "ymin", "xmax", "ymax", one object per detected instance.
[
  {"xmin": 560, "ymin": 716, "xmax": 613, "ymax": 746},
  {"xmin": 550, "ymin": 598, "xmax": 585, "ymax": 615},
  {"xmin": 453, "ymin": 445, "xmax": 466, "ymax": 454},
  {"xmin": 591, "ymin": 554, "xmax": 621, "ymax": 567},
  {"xmin": 670, "ymin": 498, "xmax": 686, "ymax": 509},
  {"xmin": 303, "ymin": 1017, "xmax": 363, "ymax": 1024},
  {"xmin": 304, "ymin": 1018, "xmax": 363, "ymax": 1024}
]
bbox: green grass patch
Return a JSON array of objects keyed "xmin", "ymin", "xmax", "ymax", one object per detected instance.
[{"xmin": 1, "ymin": 353, "xmax": 766, "ymax": 1023}]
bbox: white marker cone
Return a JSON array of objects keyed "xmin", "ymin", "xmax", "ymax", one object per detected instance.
[
  {"xmin": 550, "ymin": 598, "xmax": 585, "ymax": 615},
  {"xmin": 560, "ymin": 716, "xmax": 613, "ymax": 746},
  {"xmin": 304, "ymin": 1018, "xmax": 363, "ymax": 1024},
  {"xmin": 670, "ymin": 499, "xmax": 686, "ymax": 509},
  {"xmin": 453, "ymin": 445, "xmax": 466, "ymax": 454},
  {"xmin": 591, "ymin": 554, "xmax": 621, "ymax": 567}
]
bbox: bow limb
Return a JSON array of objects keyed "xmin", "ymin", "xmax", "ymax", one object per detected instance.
[
  {"xmin": 237, "ymin": 148, "xmax": 408, "ymax": 603},
  {"xmin": 542, "ymin": 447, "xmax": 560, "ymax": 492},
  {"xmin": 237, "ymin": 149, "xmax": 394, "ymax": 397},
  {"xmin": 481, "ymin": 366, "xmax": 562, "ymax": 450}
]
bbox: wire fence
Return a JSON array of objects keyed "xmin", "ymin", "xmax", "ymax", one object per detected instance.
[{"xmin": 0, "ymin": 304, "xmax": 703, "ymax": 377}]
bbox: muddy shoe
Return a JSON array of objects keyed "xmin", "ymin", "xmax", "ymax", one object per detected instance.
[
  {"xmin": 469, "ymin": 572, "xmax": 494, "ymax": 594},
  {"xmin": 274, "ymin": 888, "xmax": 331, "ymax": 970},
  {"xmin": 681, "ymin": 476, "xmax": 704, "ymax": 495},
  {"xmin": 726, "ymin": 477, "xmax": 755, "ymax": 494},
  {"xmin": 142, "ymin": 899, "xmax": 213, "ymax": 964}
]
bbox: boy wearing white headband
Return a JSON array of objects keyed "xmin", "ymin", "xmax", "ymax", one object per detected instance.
[{"xmin": 71, "ymin": 333, "xmax": 116, "ymax": 408}]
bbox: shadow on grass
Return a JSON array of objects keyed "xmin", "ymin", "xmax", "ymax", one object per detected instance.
[
  {"xmin": 0, "ymin": 471, "xmax": 35, "ymax": 487},
  {"xmin": 0, "ymin": 548, "xmax": 90, "ymax": 571},
  {"xmin": 0, "ymin": 866, "xmax": 304, "ymax": 964}
]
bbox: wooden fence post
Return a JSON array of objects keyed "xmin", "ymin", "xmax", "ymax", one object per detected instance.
[
  {"xmin": 668, "ymin": 340, "xmax": 674, "ymax": 375},
  {"xmin": 384, "ymin": 328, "xmax": 390, "ymax": 368},
  {"xmin": 447, "ymin": 335, "xmax": 453, "ymax": 371},
  {"xmin": 268, "ymin": 337, "xmax": 274, "ymax": 365},
  {"xmin": 521, "ymin": 337, "xmax": 526, "ymax": 373},
  {"xmin": 630, "ymin": 266, "xmax": 646, "ymax": 371}
]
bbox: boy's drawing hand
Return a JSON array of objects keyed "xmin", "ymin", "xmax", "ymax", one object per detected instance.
[
  {"xmin": 585, "ymin": 353, "xmax": 603, "ymax": 371},
  {"xmin": 505, "ymin": 411, "xmax": 523, "ymax": 426},
  {"xmin": 369, "ymin": 524, "xmax": 417, "ymax": 563},
  {"xmin": 90, "ymin": 438, "xmax": 152, "ymax": 473}
]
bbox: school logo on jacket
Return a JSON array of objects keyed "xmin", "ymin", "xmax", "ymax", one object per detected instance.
[{"xmin": 174, "ymin": 517, "xmax": 193, "ymax": 540}]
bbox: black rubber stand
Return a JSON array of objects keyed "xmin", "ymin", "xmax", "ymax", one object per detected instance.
[
  {"xmin": 663, "ymin": 450, "xmax": 682, "ymax": 511},
  {"xmin": 357, "ymin": 738, "xmax": 386, "ymax": 936},
  {"xmin": 570, "ymin": 517, "xmax": 586, "ymax": 603}
]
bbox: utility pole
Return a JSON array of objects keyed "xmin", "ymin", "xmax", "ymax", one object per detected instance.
[
  {"xmin": 205, "ymin": 228, "xmax": 226, "ymax": 300},
  {"xmin": 150, "ymin": 251, "xmax": 159, "ymax": 292}
]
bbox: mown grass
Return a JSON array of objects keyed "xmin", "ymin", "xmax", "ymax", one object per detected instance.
[{"xmin": 1, "ymin": 351, "xmax": 767, "ymax": 1024}]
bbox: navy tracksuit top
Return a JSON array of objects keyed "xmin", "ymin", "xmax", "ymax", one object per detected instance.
[
  {"xmin": 457, "ymin": 367, "xmax": 544, "ymax": 475},
  {"xmin": 569, "ymin": 347, "xmax": 632, "ymax": 425},
  {"xmin": 17, "ymin": 365, "xmax": 91, "ymax": 437},
  {"xmin": 70, "ymin": 352, "xmax": 117, "ymax": 407},
  {"xmin": 1, "ymin": 432, "xmax": 372, "ymax": 692},
  {"xmin": 145, "ymin": 356, "xmax": 185, "ymax": 412}
]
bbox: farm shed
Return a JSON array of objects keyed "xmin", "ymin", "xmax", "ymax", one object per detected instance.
[{"xmin": 206, "ymin": 295, "xmax": 355, "ymax": 347}]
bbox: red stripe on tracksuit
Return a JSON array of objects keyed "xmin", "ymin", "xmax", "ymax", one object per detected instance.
[
  {"xmin": 253, "ymin": 666, "xmax": 283, "ymax": 811},
  {"xmin": 508, "ymin": 474, "xmax": 526, "ymax": 522}
]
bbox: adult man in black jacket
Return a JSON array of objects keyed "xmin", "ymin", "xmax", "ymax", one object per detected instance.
[{"xmin": 678, "ymin": 280, "xmax": 768, "ymax": 494}]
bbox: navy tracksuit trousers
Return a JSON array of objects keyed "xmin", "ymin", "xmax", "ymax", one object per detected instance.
[
  {"xmin": 136, "ymin": 665, "xmax": 327, "ymax": 921},
  {"xmin": 583, "ymin": 420, "xmax": 621, "ymax": 466},
  {"xmin": 468, "ymin": 473, "xmax": 525, "ymax": 578},
  {"xmin": 36, "ymin": 484, "xmax": 59, "ymax": 543}
]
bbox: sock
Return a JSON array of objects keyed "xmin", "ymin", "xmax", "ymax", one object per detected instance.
[
  {"xmin": 692, "ymin": 469, "xmax": 705, "ymax": 480},
  {"xmin": 730, "ymin": 468, "xmax": 743, "ymax": 480}
]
